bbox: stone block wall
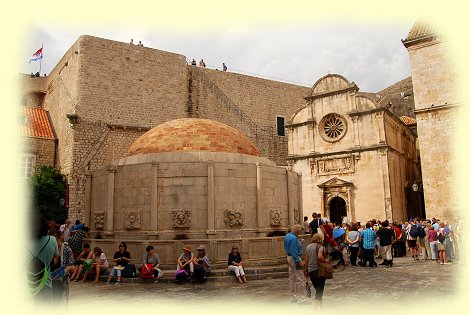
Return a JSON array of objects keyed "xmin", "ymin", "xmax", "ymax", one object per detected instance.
[
  {"xmin": 407, "ymin": 40, "xmax": 458, "ymax": 110},
  {"xmin": 21, "ymin": 136, "xmax": 55, "ymax": 168},
  {"xmin": 415, "ymin": 108, "xmax": 458, "ymax": 219},
  {"xmin": 406, "ymin": 36, "xmax": 459, "ymax": 221},
  {"xmin": 76, "ymin": 35, "xmax": 189, "ymax": 127}
]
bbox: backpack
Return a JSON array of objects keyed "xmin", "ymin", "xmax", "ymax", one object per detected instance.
[
  {"xmin": 121, "ymin": 264, "xmax": 137, "ymax": 278},
  {"xmin": 418, "ymin": 226, "xmax": 426, "ymax": 238},
  {"xmin": 409, "ymin": 225, "xmax": 419, "ymax": 238},
  {"xmin": 437, "ymin": 232, "xmax": 446, "ymax": 243},
  {"xmin": 26, "ymin": 236, "xmax": 50, "ymax": 296}
]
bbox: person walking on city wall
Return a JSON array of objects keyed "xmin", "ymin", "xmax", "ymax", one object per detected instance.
[
  {"xmin": 360, "ymin": 222, "xmax": 376, "ymax": 267},
  {"xmin": 222, "ymin": 62, "xmax": 227, "ymax": 71},
  {"xmin": 284, "ymin": 224, "xmax": 306, "ymax": 303},
  {"xmin": 305, "ymin": 233, "xmax": 328, "ymax": 304}
]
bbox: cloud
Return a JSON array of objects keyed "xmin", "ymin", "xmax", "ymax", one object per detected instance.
[{"xmin": 23, "ymin": 21, "xmax": 413, "ymax": 91}]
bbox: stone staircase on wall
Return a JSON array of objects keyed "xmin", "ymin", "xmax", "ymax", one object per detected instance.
[{"xmin": 191, "ymin": 66, "xmax": 269, "ymax": 138}]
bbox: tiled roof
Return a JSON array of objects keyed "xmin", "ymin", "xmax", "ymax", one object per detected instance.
[
  {"xmin": 19, "ymin": 107, "xmax": 55, "ymax": 139},
  {"xmin": 399, "ymin": 116, "xmax": 417, "ymax": 126},
  {"xmin": 403, "ymin": 20, "xmax": 437, "ymax": 46},
  {"xmin": 128, "ymin": 118, "xmax": 260, "ymax": 157}
]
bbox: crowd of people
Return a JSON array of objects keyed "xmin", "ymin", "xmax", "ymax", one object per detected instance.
[
  {"xmin": 28, "ymin": 208, "xmax": 461, "ymax": 304},
  {"xmin": 28, "ymin": 213, "xmax": 250, "ymax": 303},
  {"xmin": 287, "ymin": 214, "xmax": 462, "ymax": 306}
]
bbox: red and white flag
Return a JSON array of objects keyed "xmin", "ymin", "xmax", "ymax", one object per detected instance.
[{"xmin": 29, "ymin": 47, "xmax": 43, "ymax": 63}]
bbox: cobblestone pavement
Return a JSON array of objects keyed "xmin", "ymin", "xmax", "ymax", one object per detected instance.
[{"xmin": 67, "ymin": 257, "xmax": 465, "ymax": 311}]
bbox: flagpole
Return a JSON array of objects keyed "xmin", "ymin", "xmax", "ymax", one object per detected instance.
[{"xmin": 39, "ymin": 44, "xmax": 43, "ymax": 74}]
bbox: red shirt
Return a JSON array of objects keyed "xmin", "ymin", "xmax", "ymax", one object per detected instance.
[
  {"xmin": 393, "ymin": 226, "xmax": 402, "ymax": 240},
  {"xmin": 427, "ymin": 229, "xmax": 438, "ymax": 242}
]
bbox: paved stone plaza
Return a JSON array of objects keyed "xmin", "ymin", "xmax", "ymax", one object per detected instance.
[{"xmin": 67, "ymin": 257, "xmax": 464, "ymax": 310}]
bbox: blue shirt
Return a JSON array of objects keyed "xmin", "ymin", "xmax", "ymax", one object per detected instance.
[
  {"xmin": 361, "ymin": 228, "xmax": 376, "ymax": 249},
  {"xmin": 284, "ymin": 231, "xmax": 302, "ymax": 263}
]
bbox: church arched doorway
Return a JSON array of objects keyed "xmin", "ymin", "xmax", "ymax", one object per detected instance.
[{"xmin": 329, "ymin": 197, "xmax": 347, "ymax": 224}]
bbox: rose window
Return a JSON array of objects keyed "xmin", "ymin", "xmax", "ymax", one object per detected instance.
[{"xmin": 319, "ymin": 113, "xmax": 347, "ymax": 142}]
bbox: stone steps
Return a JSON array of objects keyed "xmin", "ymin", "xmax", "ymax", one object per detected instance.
[{"xmin": 97, "ymin": 259, "xmax": 343, "ymax": 284}]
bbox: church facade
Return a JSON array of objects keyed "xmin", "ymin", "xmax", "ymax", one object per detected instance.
[{"xmin": 286, "ymin": 74, "xmax": 420, "ymax": 223}]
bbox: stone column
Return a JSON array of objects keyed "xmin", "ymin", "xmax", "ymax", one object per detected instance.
[
  {"xmin": 378, "ymin": 148, "xmax": 392, "ymax": 221},
  {"xmin": 308, "ymin": 124, "xmax": 315, "ymax": 154},
  {"xmin": 207, "ymin": 161, "xmax": 216, "ymax": 238},
  {"xmin": 351, "ymin": 115, "xmax": 361, "ymax": 148},
  {"xmin": 149, "ymin": 162, "xmax": 159, "ymax": 239},
  {"xmin": 375, "ymin": 111, "xmax": 386, "ymax": 144},
  {"xmin": 298, "ymin": 173, "xmax": 303, "ymax": 220},
  {"xmin": 105, "ymin": 166, "xmax": 116, "ymax": 237},
  {"xmin": 287, "ymin": 170, "xmax": 293, "ymax": 227},
  {"xmin": 286, "ymin": 127, "xmax": 294, "ymax": 156},
  {"xmin": 84, "ymin": 172, "xmax": 92, "ymax": 228},
  {"xmin": 346, "ymin": 188, "xmax": 353, "ymax": 222},
  {"xmin": 256, "ymin": 163, "xmax": 263, "ymax": 232}
]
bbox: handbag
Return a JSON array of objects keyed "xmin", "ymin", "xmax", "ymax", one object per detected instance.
[
  {"xmin": 316, "ymin": 244, "xmax": 333, "ymax": 279},
  {"xmin": 50, "ymin": 266, "xmax": 65, "ymax": 280},
  {"xmin": 305, "ymin": 281, "xmax": 312, "ymax": 298},
  {"xmin": 141, "ymin": 264, "xmax": 155, "ymax": 279}
]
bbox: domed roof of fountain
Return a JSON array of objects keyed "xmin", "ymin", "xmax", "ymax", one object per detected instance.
[{"xmin": 128, "ymin": 118, "xmax": 260, "ymax": 157}]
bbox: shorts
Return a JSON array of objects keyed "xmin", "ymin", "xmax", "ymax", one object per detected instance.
[
  {"xmin": 407, "ymin": 240, "xmax": 417, "ymax": 248},
  {"xmin": 438, "ymin": 243, "xmax": 446, "ymax": 251}
]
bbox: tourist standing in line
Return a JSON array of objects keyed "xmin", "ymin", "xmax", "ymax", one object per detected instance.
[
  {"xmin": 303, "ymin": 216, "xmax": 310, "ymax": 234},
  {"xmin": 437, "ymin": 223, "xmax": 449, "ymax": 265},
  {"xmin": 283, "ymin": 224, "xmax": 306, "ymax": 303},
  {"xmin": 424, "ymin": 222, "xmax": 433, "ymax": 260},
  {"xmin": 360, "ymin": 222, "xmax": 376, "ymax": 268},
  {"xmin": 427, "ymin": 225, "xmax": 439, "ymax": 261},
  {"xmin": 376, "ymin": 220, "xmax": 394, "ymax": 267},
  {"xmin": 305, "ymin": 234, "xmax": 328, "ymax": 304},
  {"xmin": 406, "ymin": 220, "xmax": 419, "ymax": 260},
  {"xmin": 347, "ymin": 224, "xmax": 360, "ymax": 266}
]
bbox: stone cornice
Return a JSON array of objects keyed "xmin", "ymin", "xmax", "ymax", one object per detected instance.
[
  {"xmin": 287, "ymin": 144, "xmax": 391, "ymax": 161},
  {"xmin": 107, "ymin": 123, "xmax": 151, "ymax": 132},
  {"xmin": 414, "ymin": 102, "xmax": 461, "ymax": 114},
  {"xmin": 304, "ymin": 85, "xmax": 358, "ymax": 101},
  {"xmin": 284, "ymin": 118, "xmax": 315, "ymax": 129}
]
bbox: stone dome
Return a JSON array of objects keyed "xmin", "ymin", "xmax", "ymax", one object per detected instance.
[{"xmin": 128, "ymin": 118, "xmax": 260, "ymax": 156}]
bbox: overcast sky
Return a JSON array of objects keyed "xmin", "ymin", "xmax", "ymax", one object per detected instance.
[{"xmin": 24, "ymin": 21, "xmax": 414, "ymax": 92}]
